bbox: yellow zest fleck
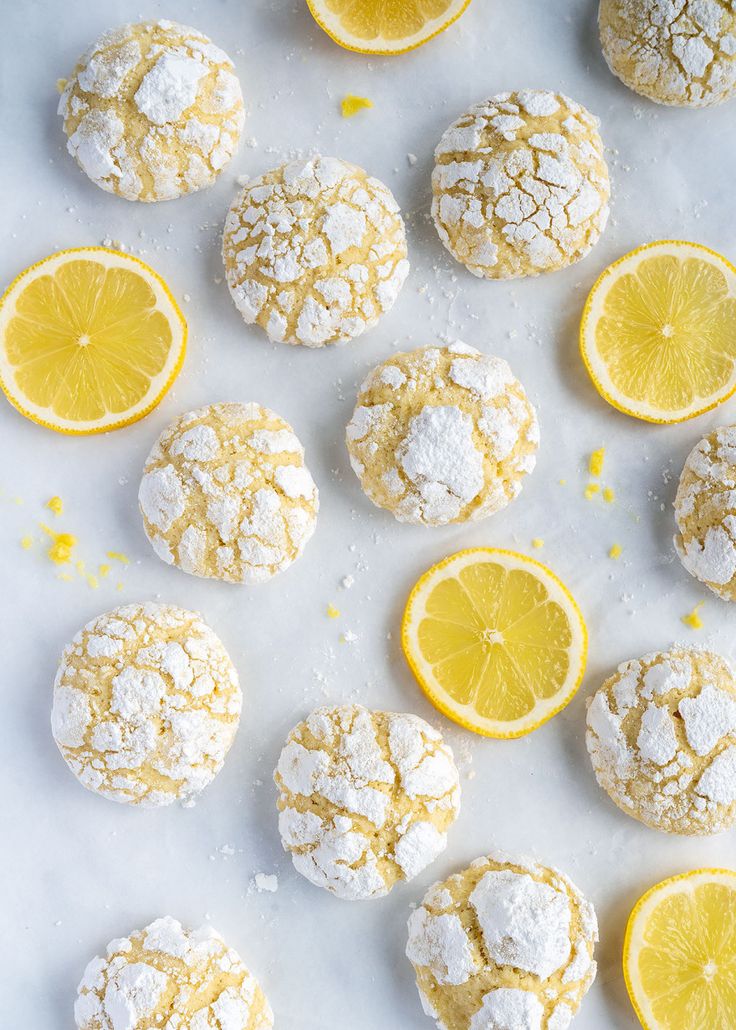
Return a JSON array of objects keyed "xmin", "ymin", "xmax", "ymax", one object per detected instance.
[
  {"xmin": 682, "ymin": 602, "xmax": 704, "ymax": 630},
  {"xmin": 20, "ymin": 535, "xmax": 33, "ymax": 550},
  {"xmin": 327, "ymin": 603, "xmax": 340, "ymax": 619},
  {"xmin": 99, "ymin": 564, "xmax": 111, "ymax": 578},
  {"xmin": 57, "ymin": 572, "xmax": 73, "ymax": 582},
  {"xmin": 106, "ymin": 551, "xmax": 130, "ymax": 564},
  {"xmin": 341, "ymin": 94, "xmax": 373, "ymax": 118},
  {"xmin": 609, "ymin": 544, "xmax": 622, "ymax": 560},
  {"xmin": 589, "ymin": 448, "xmax": 605, "ymax": 477},
  {"xmin": 532, "ymin": 538, "xmax": 544, "ymax": 549},
  {"xmin": 87, "ymin": 574, "xmax": 99, "ymax": 590},
  {"xmin": 76, "ymin": 559, "xmax": 86, "ymax": 574},
  {"xmin": 116, "ymin": 582, "xmax": 124, "ymax": 591},
  {"xmin": 603, "ymin": 486, "xmax": 615, "ymax": 503},
  {"xmin": 46, "ymin": 496, "xmax": 63, "ymax": 516},
  {"xmin": 558, "ymin": 478, "xmax": 567, "ymax": 486},
  {"xmin": 584, "ymin": 483, "xmax": 600, "ymax": 500},
  {"xmin": 13, "ymin": 496, "xmax": 24, "ymax": 505},
  {"xmin": 40, "ymin": 524, "xmax": 77, "ymax": 565}
]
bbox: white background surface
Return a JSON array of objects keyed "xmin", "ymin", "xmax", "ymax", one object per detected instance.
[{"xmin": 1, "ymin": 1, "xmax": 735, "ymax": 1027}]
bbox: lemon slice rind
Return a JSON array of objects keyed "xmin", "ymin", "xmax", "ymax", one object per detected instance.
[{"xmin": 306, "ymin": 0, "xmax": 472, "ymax": 55}]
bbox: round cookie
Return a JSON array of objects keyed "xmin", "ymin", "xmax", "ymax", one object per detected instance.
[
  {"xmin": 431, "ymin": 90, "xmax": 610, "ymax": 279},
  {"xmin": 406, "ymin": 850, "xmax": 597, "ymax": 1030},
  {"xmin": 345, "ymin": 342, "xmax": 539, "ymax": 526},
  {"xmin": 139, "ymin": 402, "xmax": 318, "ymax": 584},
  {"xmin": 674, "ymin": 425, "xmax": 736, "ymax": 600},
  {"xmin": 74, "ymin": 915, "xmax": 272, "ymax": 1029},
  {"xmin": 58, "ymin": 19, "xmax": 244, "ymax": 201},
  {"xmin": 586, "ymin": 646, "xmax": 736, "ymax": 835},
  {"xmin": 274, "ymin": 704, "xmax": 460, "ymax": 900},
  {"xmin": 51, "ymin": 602, "xmax": 241, "ymax": 807},
  {"xmin": 599, "ymin": 0, "xmax": 736, "ymax": 108},
  {"xmin": 222, "ymin": 155, "xmax": 409, "ymax": 347}
]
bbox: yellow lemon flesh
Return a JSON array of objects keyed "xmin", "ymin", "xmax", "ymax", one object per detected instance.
[
  {"xmin": 306, "ymin": 0, "xmax": 472, "ymax": 54},
  {"xmin": 580, "ymin": 240, "xmax": 736, "ymax": 423},
  {"xmin": 0, "ymin": 248, "xmax": 186, "ymax": 434},
  {"xmin": 401, "ymin": 548, "xmax": 587, "ymax": 738},
  {"xmin": 624, "ymin": 869, "xmax": 736, "ymax": 1030}
]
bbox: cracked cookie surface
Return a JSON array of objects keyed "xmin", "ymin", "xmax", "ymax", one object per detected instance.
[
  {"xmin": 599, "ymin": 0, "xmax": 736, "ymax": 107},
  {"xmin": 431, "ymin": 90, "xmax": 610, "ymax": 279},
  {"xmin": 59, "ymin": 19, "xmax": 244, "ymax": 201},
  {"xmin": 586, "ymin": 646, "xmax": 736, "ymax": 834},
  {"xmin": 51, "ymin": 603, "xmax": 241, "ymax": 807},
  {"xmin": 222, "ymin": 155, "xmax": 409, "ymax": 347},
  {"xmin": 406, "ymin": 850, "xmax": 597, "ymax": 1030},
  {"xmin": 139, "ymin": 402, "xmax": 318, "ymax": 584},
  {"xmin": 74, "ymin": 915, "xmax": 273, "ymax": 1029},
  {"xmin": 346, "ymin": 342, "xmax": 538, "ymax": 526},
  {"xmin": 274, "ymin": 704, "xmax": 460, "ymax": 900}
]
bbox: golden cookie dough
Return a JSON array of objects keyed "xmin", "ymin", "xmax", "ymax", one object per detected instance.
[
  {"xmin": 139, "ymin": 402, "xmax": 319, "ymax": 584},
  {"xmin": 345, "ymin": 342, "xmax": 538, "ymax": 526},
  {"xmin": 599, "ymin": 0, "xmax": 736, "ymax": 107},
  {"xmin": 406, "ymin": 851, "xmax": 597, "ymax": 1030},
  {"xmin": 432, "ymin": 90, "xmax": 610, "ymax": 279},
  {"xmin": 586, "ymin": 646, "xmax": 736, "ymax": 835},
  {"xmin": 51, "ymin": 602, "xmax": 241, "ymax": 807},
  {"xmin": 58, "ymin": 19, "xmax": 244, "ymax": 201},
  {"xmin": 222, "ymin": 155, "xmax": 409, "ymax": 346},
  {"xmin": 275, "ymin": 704, "xmax": 461, "ymax": 900}
]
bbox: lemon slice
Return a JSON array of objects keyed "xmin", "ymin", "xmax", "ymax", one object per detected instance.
[
  {"xmin": 401, "ymin": 548, "xmax": 587, "ymax": 738},
  {"xmin": 624, "ymin": 869, "xmax": 736, "ymax": 1030},
  {"xmin": 306, "ymin": 0, "xmax": 472, "ymax": 55},
  {"xmin": 580, "ymin": 240, "xmax": 736, "ymax": 424},
  {"xmin": 0, "ymin": 248, "xmax": 186, "ymax": 434}
]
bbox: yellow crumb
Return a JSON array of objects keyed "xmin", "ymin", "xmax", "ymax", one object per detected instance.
[
  {"xmin": 341, "ymin": 94, "xmax": 373, "ymax": 117},
  {"xmin": 20, "ymin": 536, "xmax": 33, "ymax": 550},
  {"xmin": 327, "ymin": 603, "xmax": 340, "ymax": 619},
  {"xmin": 558, "ymin": 478, "xmax": 567, "ymax": 486},
  {"xmin": 584, "ymin": 483, "xmax": 600, "ymax": 500},
  {"xmin": 603, "ymin": 486, "xmax": 615, "ymax": 503},
  {"xmin": 56, "ymin": 78, "xmax": 67, "ymax": 93},
  {"xmin": 609, "ymin": 543, "xmax": 622, "ymax": 560},
  {"xmin": 40, "ymin": 524, "xmax": 77, "ymax": 565},
  {"xmin": 682, "ymin": 602, "xmax": 704, "ymax": 630},
  {"xmin": 106, "ymin": 551, "xmax": 130, "ymax": 564},
  {"xmin": 589, "ymin": 447, "xmax": 605, "ymax": 477},
  {"xmin": 98, "ymin": 564, "xmax": 111, "ymax": 578},
  {"xmin": 86, "ymin": 574, "xmax": 99, "ymax": 590},
  {"xmin": 531, "ymin": 538, "xmax": 544, "ymax": 549},
  {"xmin": 46, "ymin": 496, "xmax": 63, "ymax": 516}
]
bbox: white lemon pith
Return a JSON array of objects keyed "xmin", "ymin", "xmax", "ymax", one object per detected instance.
[
  {"xmin": 599, "ymin": 0, "xmax": 736, "ymax": 108},
  {"xmin": 580, "ymin": 240, "xmax": 736, "ymax": 423},
  {"xmin": 402, "ymin": 549, "xmax": 587, "ymax": 738},
  {"xmin": 59, "ymin": 19, "xmax": 244, "ymax": 201},
  {"xmin": 274, "ymin": 704, "xmax": 460, "ymax": 901},
  {"xmin": 406, "ymin": 851, "xmax": 598, "ymax": 1030},
  {"xmin": 0, "ymin": 248, "xmax": 186, "ymax": 434},
  {"xmin": 586, "ymin": 646, "xmax": 736, "ymax": 835},
  {"xmin": 432, "ymin": 90, "xmax": 610, "ymax": 279},
  {"xmin": 223, "ymin": 155, "xmax": 408, "ymax": 347},
  {"xmin": 51, "ymin": 603, "xmax": 242, "ymax": 807},
  {"xmin": 674, "ymin": 425, "xmax": 736, "ymax": 600},
  {"xmin": 306, "ymin": 0, "xmax": 472, "ymax": 55},
  {"xmin": 139, "ymin": 402, "xmax": 319, "ymax": 584},
  {"xmin": 346, "ymin": 343, "xmax": 539, "ymax": 526},
  {"xmin": 624, "ymin": 869, "xmax": 736, "ymax": 1030},
  {"xmin": 74, "ymin": 916, "xmax": 273, "ymax": 1030}
]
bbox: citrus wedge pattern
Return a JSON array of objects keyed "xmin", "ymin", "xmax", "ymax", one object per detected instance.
[
  {"xmin": 624, "ymin": 869, "xmax": 736, "ymax": 1030},
  {"xmin": 402, "ymin": 549, "xmax": 587, "ymax": 738},
  {"xmin": 306, "ymin": 0, "xmax": 472, "ymax": 54},
  {"xmin": 580, "ymin": 240, "xmax": 736, "ymax": 423},
  {"xmin": 0, "ymin": 248, "xmax": 186, "ymax": 434}
]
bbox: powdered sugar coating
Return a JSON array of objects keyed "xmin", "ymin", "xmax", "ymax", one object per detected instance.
[
  {"xmin": 58, "ymin": 20, "xmax": 244, "ymax": 202},
  {"xmin": 223, "ymin": 155, "xmax": 409, "ymax": 347},
  {"xmin": 51, "ymin": 603, "xmax": 241, "ymax": 807},
  {"xmin": 586, "ymin": 646, "xmax": 736, "ymax": 834},
  {"xmin": 346, "ymin": 343, "xmax": 538, "ymax": 526},
  {"xmin": 431, "ymin": 90, "xmax": 610, "ymax": 279},
  {"xmin": 674, "ymin": 425, "xmax": 736, "ymax": 600},
  {"xmin": 600, "ymin": 0, "xmax": 736, "ymax": 108},
  {"xmin": 74, "ymin": 916, "xmax": 273, "ymax": 1029},
  {"xmin": 406, "ymin": 850, "xmax": 597, "ymax": 1030},
  {"xmin": 274, "ymin": 704, "xmax": 460, "ymax": 900},
  {"xmin": 139, "ymin": 402, "xmax": 318, "ymax": 584}
]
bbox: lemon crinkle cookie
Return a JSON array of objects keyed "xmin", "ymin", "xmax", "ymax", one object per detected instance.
[
  {"xmin": 431, "ymin": 90, "xmax": 610, "ymax": 279},
  {"xmin": 586, "ymin": 646, "xmax": 736, "ymax": 834},
  {"xmin": 74, "ymin": 916, "xmax": 272, "ymax": 1029},
  {"xmin": 346, "ymin": 342, "xmax": 538, "ymax": 526},
  {"xmin": 674, "ymin": 425, "xmax": 736, "ymax": 600},
  {"xmin": 139, "ymin": 402, "xmax": 318, "ymax": 584},
  {"xmin": 406, "ymin": 850, "xmax": 597, "ymax": 1030},
  {"xmin": 51, "ymin": 603, "xmax": 241, "ymax": 807},
  {"xmin": 222, "ymin": 155, "xmax": 409, "ymax": 346},
  {"xmin": 599, "ymin": 0, "xmax": 736, "ymax": 108},
  {"xmin": 58, "ymin": 20, "xmax": 244, "ymax": 201},
  {"xmin": 274, "ymin": 704, "xmax": 460, "ymax": 900}
]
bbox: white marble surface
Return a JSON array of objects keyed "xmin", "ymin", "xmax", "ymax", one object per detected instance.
[{"xmin": 2, "ymin": 1, "xmax": 735, "ymax": 1027}]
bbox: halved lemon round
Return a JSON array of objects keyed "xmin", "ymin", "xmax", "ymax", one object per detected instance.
[
  {"xmin": 306, "ymin": 0, "xmax": 472, "ymax": 55},
  {"xmin": 0, "ymin": 248, "xmax": 187, "ymax": 434},
  {"xmin": 401, "ymin": 548, "xmax": 587, "ymax": 738},
  {"xmin": 624, "ymin": 868, "xmax": 736, "ymax": 1030},
  {"xmin": 580, "ymin": 240, "xmax": 736, "ymax": 424}
]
